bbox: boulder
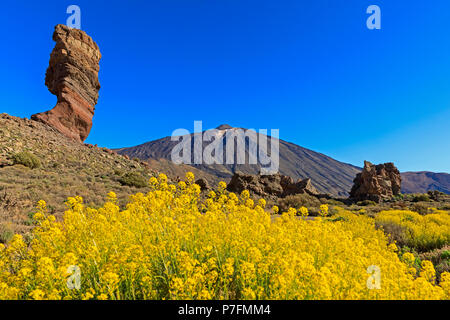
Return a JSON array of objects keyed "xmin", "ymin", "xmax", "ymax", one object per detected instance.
[
  {"xmin": 227, "ymin": 172, "xmax": 319, "ymax": 198},
  {"xmin": 195, "ymin": 178, "xmax": 210, "ymax": 191},
  {"xmin": 349, "ymin": 161, "xmax": 401, "ymax": 202},
  {"xmin": 31, "ymin": 24, "xmax": 101, "ymax": 142}
]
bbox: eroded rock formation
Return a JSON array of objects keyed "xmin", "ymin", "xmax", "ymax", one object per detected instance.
[
  {"xmin": 31, "ymin": 24, "xmax": 101, "ymax": 142},
  {"xmin": 349, "ymin": 161, "xmax": 401, "ymax": 202},
  {"xmin": 227, "ymin": 172, "xmax": 319, "ymax": 198}
]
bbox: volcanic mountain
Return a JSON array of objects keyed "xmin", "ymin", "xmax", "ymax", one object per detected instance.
[
  {"xmin": 116, "ymin": 125, "xmax": 362, "ymax": 197},
  {"xmin": 401, "ymin": 171, "xmax": 450, "ymax": 194}
]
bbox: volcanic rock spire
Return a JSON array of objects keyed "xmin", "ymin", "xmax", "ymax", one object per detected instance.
[{"xmin": 31, "ymin": 24, "xmax": 101, "ymax": 142}]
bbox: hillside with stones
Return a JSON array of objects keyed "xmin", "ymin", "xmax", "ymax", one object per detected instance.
[{"xmin": 0, "ymin": 114, "xmax": 215, "ymax": 239}]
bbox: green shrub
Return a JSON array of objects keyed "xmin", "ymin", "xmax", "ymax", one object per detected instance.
[
  {"xmin": 357, "ymin": 200, "xmax": 377, "ymax": 206},
  {"xmin": 393, "ymin": 194, "xmax": 405, "ymax": 201},
  {"xmin": 12, "ymin": 151, "xmax": 41, "ymax": 169},
  {"xmin": 327, "ymin": 199, "xmax": 345, "ymax": 206},
  {"xmin": 114, "ymin": 169, "xmax": 124, "ymax": 176},
  {"xmin": 442, "ymin": 250, "xmax": 450, "ymax": 260},
  {"xmin": 119, "ymin": 172, "xmax": 148, "ymax": 188},
  {"xmin": 413, "ymin": 194, "xmax": 430, "ymax": 202},
  {"xmin": 0, "ymin": 225, "xmax": 14, "ymax": 244}
]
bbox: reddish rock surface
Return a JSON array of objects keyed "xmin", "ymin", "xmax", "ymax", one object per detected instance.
[
  {"xmin": 350, "ymin": 161, "xmax": 402, "ymax": 202},
  {"xmin": 227, "ymin": 172, "xmax": 319, "ymax": 198},
  {"xmin": 31, "ymin": 24, "xmax": 101, "ymax": 142}
]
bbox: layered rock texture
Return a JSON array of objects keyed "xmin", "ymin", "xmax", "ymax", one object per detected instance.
[
  {"xmin": 227, "ymin": 172, "xmax": 319, "ymax": 198},
  {"xmin": 31, "ymin": 24, "xmax": 101, "ymax": 142},
  {"xmin": 350, "ymin": 161, "xmax": 402, "ymax": 202}
]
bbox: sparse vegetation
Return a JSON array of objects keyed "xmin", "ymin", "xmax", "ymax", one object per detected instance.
[
  {"xmin": 278, "ymin": 193, "xmax": 321, "ymax": 213},
  {"xmin": 12, "ymin": 151, "xmax": 41, "ymax": 169},
  {"xmin": 119, "ymin": 171, "xmax": 148, "ymax": 188},
  {"xmin": 375, "ymin": 210, "xmax": 450, "ymax": 251},
  {"xmin": 0, "ymin": 224, "xmax": 14, "ymax": 244},
  {"xmin": 419, "ymin": 246, "xmax": 450, "ymax": 282},
  {"xmin": 413, "ymin": 194, "xmax": 431, "ymax": 202},
  {"xmin": 357, "ymin": 200, "xmax": 377, "ymax": 206}
]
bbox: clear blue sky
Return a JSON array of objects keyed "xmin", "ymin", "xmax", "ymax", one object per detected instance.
[{"xmin": 0, "ymin": 1, "xmax": 449, "ymax": 172}]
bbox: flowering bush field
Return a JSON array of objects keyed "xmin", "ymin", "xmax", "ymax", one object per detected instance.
[
  {"xmin": 375, "ymin": 210, "xmax": 450, "ymax": 251},
  {"xmin": 0, "ymin": 173, "xmax": 449, "ymax": 300}
]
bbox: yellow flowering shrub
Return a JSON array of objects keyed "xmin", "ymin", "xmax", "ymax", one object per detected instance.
[
  {"xmin": 375, "ymin": 210, "xmax": 450, "ymax": 251},
  {"xmin": 0, "ymin": 174, "xmax": 448, "ymax": 300},
  {"xmin": 319, "ymin": 204, "xmax": 329, "ymax": 217},
  {"xmin": 299, "ymin": 206, "xmax": 308, "ymax": 217}
]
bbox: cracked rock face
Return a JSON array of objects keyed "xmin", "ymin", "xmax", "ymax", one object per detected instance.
[
  {"xmin": 31, "ymin": 24, "xmax": 101, "ymax": 142},
  {"xmin": 350, "ymin": 161, "xmax": 402, "ymax": 202}
]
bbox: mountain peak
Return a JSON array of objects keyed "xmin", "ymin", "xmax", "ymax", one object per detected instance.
[{"xmin": 216, "ymin": 124, "xmax": 233, "ymax": 130}]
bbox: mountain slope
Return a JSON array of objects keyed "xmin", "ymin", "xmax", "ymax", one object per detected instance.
[
  {"xmin": 401, "ymin": 172, "xmax": 450, "ymax": 194},
  {"xmin": 116, "ymin": 125, "xmax": 362, "ymax": 196}
]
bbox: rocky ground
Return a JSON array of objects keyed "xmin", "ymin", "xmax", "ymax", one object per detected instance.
[{"xmin": 0, "ymin": 114, "xmax": 153, "ymax": 238}]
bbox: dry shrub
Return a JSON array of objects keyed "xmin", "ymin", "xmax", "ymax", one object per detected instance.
[
  {"xmin": 278, "ymin": 193, "xmax": 321, "ymax": 213},
  {"xmin": 375, "ymin": 221, "xmax": 409, "ymax": 247},
  {"xmin": 419, "ymin": 246, "xmax": 450, "ymax": 283},
  {"xmin": 12, "ymin": 151, "xmax": 41, "ymax": 169},
  {"xmin": 412, "ymin": 203, "xmax": 429, "ymax": 215}
]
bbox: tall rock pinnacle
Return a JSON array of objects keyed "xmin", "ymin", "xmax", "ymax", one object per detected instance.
[{"xmin": 31, "ymin": 24, "xmax": 101, "ymax": 142}]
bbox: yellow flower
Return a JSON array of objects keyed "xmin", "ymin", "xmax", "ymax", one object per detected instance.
[
  {"xmin": 299, "ymin": 206, "xmax": 308, "ymax": 217},
  {"xmin": 0, "ymin": 172, "xmax": 447, "ymax": 301},
  {"xmin": 149, "ymin": 176, "xmax": 158, "ymax": 186},
  {"xmin": 37, "ymin": 200, "xmax": 47, "ymax": 210},
  {"xmin": 107, "ymin": 191, "xmax": 117, "ymax": 203},
  {"xmin": 402, "ymin": 252, "xmax": 415, "ymax": 265},
  {"xmin": 30, "ymin": 289, "xmax": 45, "ymax": 300},
  {"xmin": 240, "ymin": 190, "xmax": 250, "ymax": 200},
  {"xmin": 158, "ymin": 173, "xmax": 168, "ymax": 183},
  {"xmin": 185, "ymin": 172, "xmax": 195, "ymax": 184},
  {"xmin": 208, "ymin": 191, "xmax": 216, "ymax": 199},
  {"xmin": 319, "ymin": 204, "xmax": 329, "ymax": 217},
  {"xmin": 178, "ymin": 181, "xmax": 187, "ymax": 190},
  {"xmin": 218, "ymin": 181, "xmax": 227, "ymax": 191},
  {"xmin": 258, "ymin": 199, "xmax": 266, "ymax": 208}
]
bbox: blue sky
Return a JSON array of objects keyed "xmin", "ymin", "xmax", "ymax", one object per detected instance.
[{"xmin": 0, "ymin": 1, "xmax": 449, "ymax": 172}]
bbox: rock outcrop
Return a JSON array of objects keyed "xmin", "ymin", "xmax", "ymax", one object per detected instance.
[
  {"xmin": 31, "ymin": 24, "xmax": 101, "ymax": 142},
  {"xmin": 349, "ymin": 161, "xmax": 401, "ymax": 202},
  {"xmin": 227, "ymin": 172, "xmax": 319, "ymax": 198},
  {"xmin": 195, "ymin": 178, "xmax": 210, "ymax": 191}
]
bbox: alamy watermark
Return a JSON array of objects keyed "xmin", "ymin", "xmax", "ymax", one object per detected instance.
[
  {"xmin": 66, "ymin": 265, "xmax": 81, "ymax": 290},
  {"xmin": 170, "ymin": 121, "xmax": 280, "ymax": 175},
  {"xmin": 66, "ymin": 5, "xmax": 81, "ymax": 29},
  {"xmin": 366, "ymin": 265, "xmax": 381, "ymax": 289},
  {"xmin": 366, "ymin": 5, "xmax": 381, "ymax": 30}
]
